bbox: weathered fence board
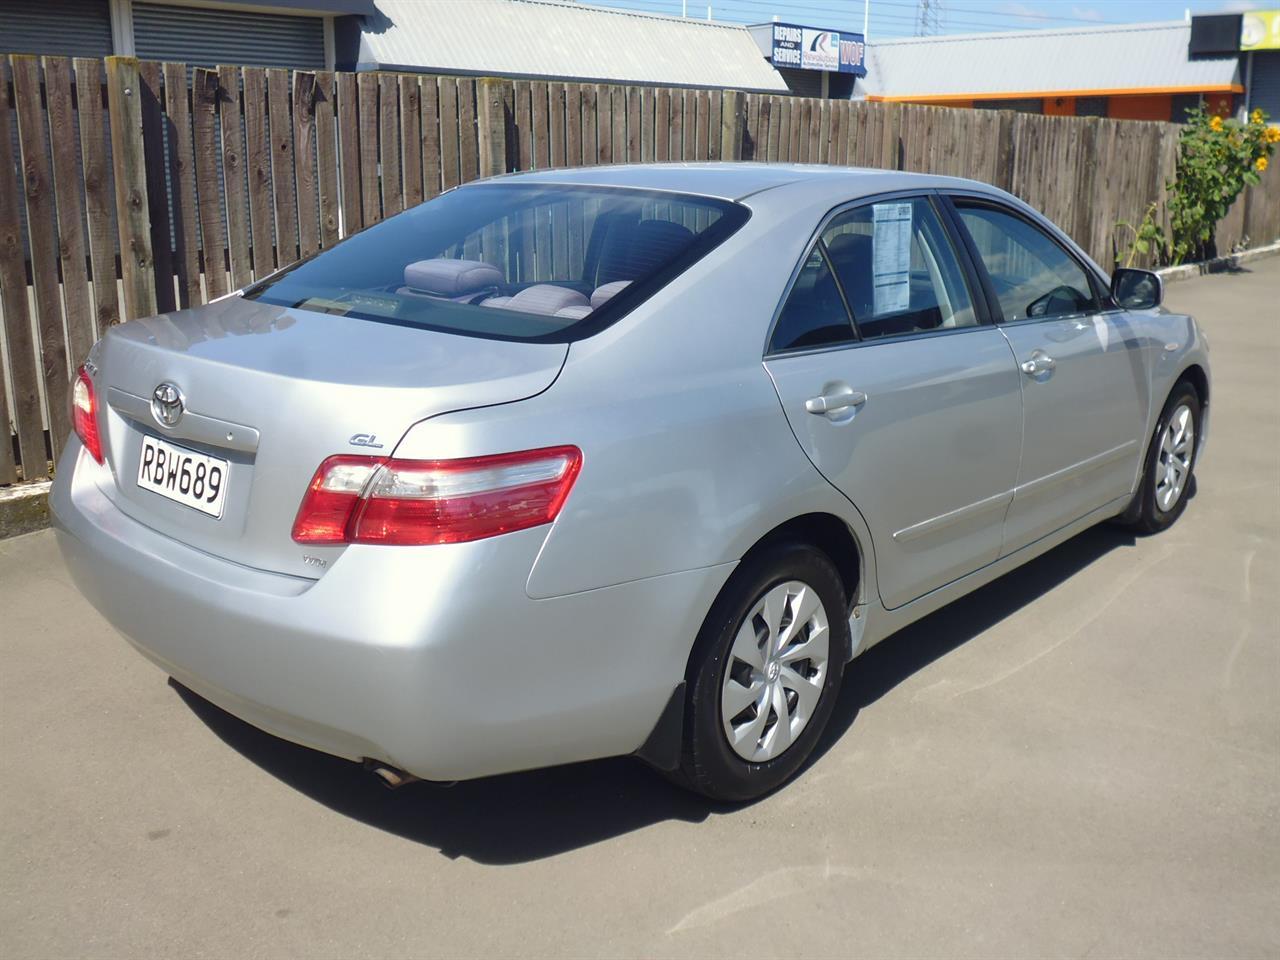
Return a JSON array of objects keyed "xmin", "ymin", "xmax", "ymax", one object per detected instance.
[
  {"xmin": 439, "ymin": 78, "xmax": 461, "ymax": 190},
  {"xmin": 530, "ymin": 81, "xmax": 549, "ymax": 170},
  {"xmin": 420, "ymin": 73, "xmax": 441, "ymax": 202},
  {"xmin": 268, "ymin": 68, "xmax": 300, "ymax": 267},
  {"xmin": 477, "ymin": 78, "xmax": 507, "ymax": 179},
  {"xmin": 242, "ymin": 67, "xmax": 273, "ymax": 279},
  {"xmin": 626, "ymin": 86, "xmax": 641, "ymax": 162},
  {"xmin": 458, "ymin": 79, "xmax": 478, "ymax": 183},
  {"xmin": 596, "ymin": 84, "xmax": 612, "ymax": 164},
  {"xmin": 335, "ymin": 72, "xmax": 361, "ymax": 235},
  {"xmin": 0, "ymin": 59, "xmax": 44, "ymax": 480},
  {"xmin": 161, "ymin": 61, "xmax": 202, "ymax": 308},
  {"xmin": 378, "ymin": 72, "xmax": 402, "ymax": 217},
  {"xmin": 400, "ymin": 75, "xmax": 424, "ymax": 207},
  {"xmin": 191, "ymin": 68, "xmax": 228, "ymax": 299},
  {"xmin": 292, "ymin": 71, "xmax": 320, "ymax": 260},
  {"xmin": 43, "ymin": 58, "xmax": 95, "ymax": 364},
  {"xmin": 14, "ymin": 56, "xmax": 72, "ymax": 455},
  {"xmin": 216, "ymin": 64, "xmax": 252, "ymax": 288},
  {"xmin": 313, "ymin": 71, "xmax": 340, "ymax": 247},
  {"xmin": 567, "ymin": 83, "xmax": 584, "ymax": 167},
  {"xmin": 357, "ymin": 73, "xmax": 380, "ymax": 226},
  {"xmin": 550, "ymin": 82, "xmax": 567, "ymax": 169},
  {"xmin": 73, "ymin": 58, "xmax": 121, "ymax": 332},
  {"xmin": 138, "ymin": 60, "xmax": 175, "ymax": 313}
]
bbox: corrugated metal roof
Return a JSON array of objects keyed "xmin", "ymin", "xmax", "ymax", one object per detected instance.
[
  {"xmin": 358, "ymin": 0, "xmax": 790, "ymax": 91},
  {"xmin": 856, "ymin": 20, "xmax": 1241, "ymax": 100}
]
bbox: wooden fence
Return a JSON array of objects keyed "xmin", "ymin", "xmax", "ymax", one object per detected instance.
[{"xmin": 2, "ymin": 54, "xmax": 1278, "ymax": 484}]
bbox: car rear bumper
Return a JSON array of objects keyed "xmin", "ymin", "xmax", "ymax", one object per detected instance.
[{"xmin": 51, "ymin": 441, "xmax": 733, "ymax": 782}]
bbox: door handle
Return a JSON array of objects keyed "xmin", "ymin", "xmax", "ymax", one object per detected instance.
[
  {"xmin": 805, "ymin": 387, "xmax": 868, "ymax": 416},
  {"xmin": 1020, "ymin": 354, "xmax": 1057, "ymax": 376}
]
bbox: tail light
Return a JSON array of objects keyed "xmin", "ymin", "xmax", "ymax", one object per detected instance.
[
  {"xmin": 292, "ymin": 446, "xmax": 582, "ymax": 546},
  {"xmin": 71, "ymin": 365, "xmax": 103, "ymax": 464}
]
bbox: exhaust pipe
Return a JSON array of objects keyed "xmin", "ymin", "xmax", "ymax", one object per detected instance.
[{"xmin": 362, "ymin": 758, "xmax": 422, "ymax": 789}]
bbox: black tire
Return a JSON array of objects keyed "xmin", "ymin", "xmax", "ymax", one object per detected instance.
[
  {"xmin": 672, "ymin": 542, "xmax": 849, "ymax": 803},
  {"xmin": 1117, "ymin": 380, "xmax": 1202, "ymax": 534}
]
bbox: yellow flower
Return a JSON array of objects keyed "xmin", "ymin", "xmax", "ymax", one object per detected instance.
[
  {"xmin": 1253, "ymin": 109, "xmax": 1265, "ymax": 124},
  {"xmin": 1267, "ymin": 126, "xmax": 1280, "ymax": 144},
  {"xmin": 1259, "ymin": 156, "xmax": 1270, "ymax": 172},
  {"xmin": 1210, "ymin": 115, "xmax": 1224, "ymax": 132}
]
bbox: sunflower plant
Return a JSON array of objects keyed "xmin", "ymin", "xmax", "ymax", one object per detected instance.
[{"xmin": 1156, "ymin": 106, "xmax": 1278, "ymax": 265}]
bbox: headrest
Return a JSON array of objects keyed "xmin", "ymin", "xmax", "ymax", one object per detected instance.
[
  {"xmin": 554, "ymin": 304, "xmax": 593, "ymax": 320},
  {"xmin": 599, "ymin": 219, "xmax": 696, "ymax": 284},
  {"xmin": 404, "ymin": 258, "xmax": 503, "ymax": 297},
  {"xmin": 825, "ymin": 232, "xmax": 872, "ymax": 262}
]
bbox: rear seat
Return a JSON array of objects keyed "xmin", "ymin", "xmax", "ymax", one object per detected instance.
[
  {"xmin": 481, "ymin": 285, "xmax": 588, "ymax": 315},
  {"xmin": 481, "ymin": 280, "xmax": 633, "ymax": 318}
]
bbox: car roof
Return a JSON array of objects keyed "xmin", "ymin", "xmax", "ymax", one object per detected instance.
[{"xmin": 483, "ymin": 162, "xmax": 1002, "ymax": 202}]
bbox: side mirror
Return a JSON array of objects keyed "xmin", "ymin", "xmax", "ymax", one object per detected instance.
[{"xmin": 1111, "ymin": 268, "xmax": 1163, "ymax": 310}]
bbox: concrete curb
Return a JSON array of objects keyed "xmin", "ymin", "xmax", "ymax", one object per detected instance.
[
  {"xmin": 0, "ymin": 480, "xmax": 52, "ymax": 540},
  {"xmin": 1157, "ymin": 240, "xmax": 1280, "ymax": 283}
]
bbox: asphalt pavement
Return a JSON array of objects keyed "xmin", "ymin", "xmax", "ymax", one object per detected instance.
[{"xmin": 2, "ymin": 258, "xmax": 1277, "ymax": 959}]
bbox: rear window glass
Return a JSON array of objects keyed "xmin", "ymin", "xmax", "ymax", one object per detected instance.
[{"xmin": 245, "ymin": 183, "xmax": 748, "ymax": 342}]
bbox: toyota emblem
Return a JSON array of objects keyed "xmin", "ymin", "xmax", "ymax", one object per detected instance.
[{"xmin": 150, "ymin": 382, "xmax": 185, "ymax": 427}]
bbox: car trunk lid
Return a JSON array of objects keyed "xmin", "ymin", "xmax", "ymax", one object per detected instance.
[{"xmin": 91, "ymin": 296, "xmax": 567, "ymax": 578}]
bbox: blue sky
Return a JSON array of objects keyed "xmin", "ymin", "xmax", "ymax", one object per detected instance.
[{"xmin": 587, "ymin": 0, "xmax": 1272, "ymax": 40}]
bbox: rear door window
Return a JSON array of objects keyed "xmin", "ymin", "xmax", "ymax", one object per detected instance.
[
  {"xmin": 822, "ymin": 197, "xmax": 978, "ymax": 341},
  {"xmin": 770, "ymin": 246, "xmax": 856, "ymax": 352},
  {"xmin": 245, "ymin": 184, "xmax": 748, "ymax": 342}
]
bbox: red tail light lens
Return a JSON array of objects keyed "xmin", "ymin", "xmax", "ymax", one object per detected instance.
[
  {"xmin": 71, "ymin": 365, "xmax": 103, "ymax": 464},
  {"xmin": 290, "ymin": 456, "xmax": 382, "ymax": 544},
  {"xmin": 291, "ymin": 446, "xmax": 582, "ymax": 546}
]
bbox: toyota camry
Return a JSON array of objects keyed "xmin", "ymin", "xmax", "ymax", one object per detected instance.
[{"xmin": 52, "ymin": 164, "xmax": 1209, "ymax": 801}]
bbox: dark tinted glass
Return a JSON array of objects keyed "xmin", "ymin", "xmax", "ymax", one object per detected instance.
[
  {"xmin": 771, "ymin": 247, "xmax": 855, "ymax": 352},
  {"xmin": 956, "ymin": 204, "xmax": 1097, "ymax": 322},
  {"xmin": 245, "ymin": 183, "xmax": 748, "ymax": 342}
]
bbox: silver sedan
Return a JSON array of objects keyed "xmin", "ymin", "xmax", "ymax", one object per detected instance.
[{"xmin": 52, "ymin": 164, "xmax": 1209, "ymax": 802}]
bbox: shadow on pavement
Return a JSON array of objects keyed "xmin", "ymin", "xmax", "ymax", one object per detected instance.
[{"xmin": 174, "ymin": 522, "xmax": 1136, "ymax": 865}]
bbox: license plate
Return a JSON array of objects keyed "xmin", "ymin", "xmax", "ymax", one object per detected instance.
[{"xmin": 137, "ymin": 435, "xmax": 229, "ymax": 518}]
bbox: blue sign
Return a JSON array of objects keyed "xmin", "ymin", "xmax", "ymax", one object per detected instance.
[{"xmin": 771, "ymin": 22, "xmax": 867, "ymax": 76}]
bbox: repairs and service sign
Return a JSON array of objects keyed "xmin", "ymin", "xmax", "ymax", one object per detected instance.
[{"xmin": 771, "ymin": 23, "xmax": 868, "ymax": 76}]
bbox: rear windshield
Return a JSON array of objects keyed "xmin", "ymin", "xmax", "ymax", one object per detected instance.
[{"xmin": 245, "ymin": 182, "xmax": 748, "ymax": 342}]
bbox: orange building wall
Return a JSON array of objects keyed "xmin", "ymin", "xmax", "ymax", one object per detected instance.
[
  {"xmin": 1204, "ymin": 93, "xmax": 1234, "ymax": 117},
  {"xmin": 878, "ymin": 89, "xmax": 1241, "ymax": 123},
  {"xmin": 1107, "ymin": 95, "xmax": 1173, "ymax": 121}
]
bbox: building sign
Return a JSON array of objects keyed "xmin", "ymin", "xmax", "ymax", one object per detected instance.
[
  {"xmin": 1241, "ymin": 10, "xmax": 1280, "ymax": 50},
  {"xmin": 771, "ymin": 22, "xmax": 867, "ymax": 76}
]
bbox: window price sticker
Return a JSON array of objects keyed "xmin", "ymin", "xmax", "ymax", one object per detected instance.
[{"xmin": 872, "ymin": 202, "xmax": 913, "ymax": 315}]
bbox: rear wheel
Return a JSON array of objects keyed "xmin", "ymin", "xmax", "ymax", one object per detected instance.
[
  {"xmin": 1119, "ymin": 381, "xmax": 1201, "ymax": 534},
  {"xmin": 674, "ymin": 542, "xmax": 849, "ymax": 802}
]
